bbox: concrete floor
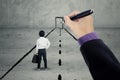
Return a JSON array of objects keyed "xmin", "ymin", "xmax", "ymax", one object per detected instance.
[{"xmin": 0, "ymin": 28, "xmax": 120, "ymax": 80}]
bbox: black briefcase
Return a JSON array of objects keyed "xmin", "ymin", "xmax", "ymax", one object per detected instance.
[{"xmin": 32, "ymin": 54, "xmax": 38, "ymax": 63}]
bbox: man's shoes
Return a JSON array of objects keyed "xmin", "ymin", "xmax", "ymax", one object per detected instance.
[
  {"xmin": 37, "ymin": 68, "xmax": 41, "ymax": 70},
  {"xmin": 36, "ymin": 67, "xmax": 49, "ymax": 70}
]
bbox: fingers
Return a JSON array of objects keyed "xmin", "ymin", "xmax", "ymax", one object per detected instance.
[{"xmin": 64, "ymin": 16, "xmax": 71, "ymax": 25}]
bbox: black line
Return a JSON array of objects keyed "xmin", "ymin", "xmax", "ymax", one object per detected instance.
[
  {"xmin": 0, "ymin": 27, "xmax": 56, "ymax": 80},
  {"xmin": 45, "ymin": 27, "xmax": 56, "ymax": 37},
  {"xmin": 0, "ymin": 45, "xmax": 36, "ymax": 80},
  {"xmin": 64, "ymin": 28, "xmax": 77, "ymax": 41},
  {"xmin": 59, "ymin": 28, "xmax": 61, "ymax": 36}
]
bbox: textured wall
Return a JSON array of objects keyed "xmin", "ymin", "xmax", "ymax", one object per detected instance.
[
  {"xmin": 0, "ymin": 1, "xmax": 120, "ymax": 79},
  {"xmin": 0, "ymin": 0, "xmax": 120, "ymax": 28}
]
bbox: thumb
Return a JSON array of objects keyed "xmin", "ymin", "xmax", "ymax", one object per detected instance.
[{"xmin": 64, "ymin": 16, "xmax": 73, "ymax": 26}]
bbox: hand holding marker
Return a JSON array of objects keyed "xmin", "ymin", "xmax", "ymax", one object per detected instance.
[
  {"xmin": 63, "ymin": 9, "xmax": 94, "ymax": 39},
  {"xmin": 70, "ymin": 9, "xmax": 93, "ymax": 20}
]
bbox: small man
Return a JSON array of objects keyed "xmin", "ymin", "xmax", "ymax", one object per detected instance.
[{"xmin": 36, "ymin": 30, "xmax": 50, "ymax": 69}]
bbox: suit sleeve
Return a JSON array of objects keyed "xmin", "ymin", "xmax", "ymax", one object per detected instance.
[{"xmin": 80, "ymin": 39, "xmax": 120, "ymax": 80}]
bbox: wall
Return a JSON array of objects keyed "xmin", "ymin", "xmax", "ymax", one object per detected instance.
[{"xmin": 0, "ymin": 0, "xmax": 120, "ymax": 28}]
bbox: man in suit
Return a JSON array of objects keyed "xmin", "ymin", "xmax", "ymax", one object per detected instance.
[
  {"xmin": 36, "ymin": 30, "xmax": 50, "ymax": 69},
  {"xmin": 64, "ymin": 11, "xmax": 120, "ymax": 80}
]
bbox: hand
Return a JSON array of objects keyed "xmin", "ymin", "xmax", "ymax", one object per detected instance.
[{"xmin": 64, "ymin": 11, "xmax": 94, "ymax": 39}]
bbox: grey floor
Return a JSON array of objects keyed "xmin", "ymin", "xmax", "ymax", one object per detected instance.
[{"xmin": 0, "ymin": 28, "xmax": 120, "ymax": 80}]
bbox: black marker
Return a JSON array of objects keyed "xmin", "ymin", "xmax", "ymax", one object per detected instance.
[
  {"xmin": 55, "ymin": 10, "xmax": 93, "ymax": 22},
  {"xmin": 70, "ymin": 9, "xmax": 93, "ymax": 20}
]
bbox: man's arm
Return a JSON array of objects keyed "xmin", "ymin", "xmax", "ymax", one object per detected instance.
[
  {"xmin": 64, "ymin": 11, "xmax": 120, "ymax": 80},
  {"xmin": 36, "ymin": 40, "xmax": 38, "ymax": 53},
  {"xmin": 78, "ymin": 32, "xmax": 120, "ymax": 80},
  {"xmin": 46, "ymin": 38, "xmax": 50, "ymax": 49}
]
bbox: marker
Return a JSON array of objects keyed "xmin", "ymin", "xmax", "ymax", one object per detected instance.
[
  {"xmin": 55, "ymin": 9, "xmax": 93, "ymax": 22},
  {"xmin": 70, "ymin": 9, "xmax": 93, "ymax": 20}
]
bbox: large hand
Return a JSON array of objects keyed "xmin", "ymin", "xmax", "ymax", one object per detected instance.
[{"xmin": 64, "ymin": 11, "xmax": 94, "ymax": 39}]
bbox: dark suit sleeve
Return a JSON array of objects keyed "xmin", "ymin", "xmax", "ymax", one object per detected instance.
[{"xmin": 80, "ymin": 39, "xmax": 120, "ymax": 80}]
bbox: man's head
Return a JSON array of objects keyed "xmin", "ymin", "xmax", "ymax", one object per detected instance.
[{"xmin": 39, "ymin": 30, "xmax": 45, "ymax": 37}]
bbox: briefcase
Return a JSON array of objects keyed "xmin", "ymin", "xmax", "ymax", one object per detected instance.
[{"xmin": 32, "ymin": 54, "xmax": 38, "ymax": 63}]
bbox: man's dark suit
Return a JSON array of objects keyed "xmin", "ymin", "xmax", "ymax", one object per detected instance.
[{"xmin": 80, "ymin": 39, "xmax": 120, "ymax": 80}]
